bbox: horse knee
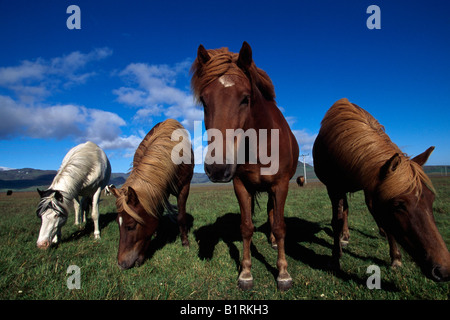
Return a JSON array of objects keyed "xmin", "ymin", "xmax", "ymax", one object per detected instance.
[
  {"xmin": 272, "ymin": 220, "xmax": 286, "ymax": 240},
  {"xmin": 240, "ymin": 222, "xmax": 254, "ymax": 239}
]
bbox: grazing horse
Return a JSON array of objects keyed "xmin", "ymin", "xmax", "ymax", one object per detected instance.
[
  {"xmin": 191, "ymin": 42, "xmax": 299, "ymax": 290},
  {"xmin": 36, "ymin": 141, "xmax": 111, "ymax": 249},
  {"xmin": 296, "ymin": 176, "xmax": 305, "ymax": 187},
  {"xmin": 104, "ymin": 184, "xmax": 115, "ymax": 196},
  {"xmin": 110, "ymin": 119, "xmax": 194, "ymax": 270},
  {"xmin": 313, "ymin": 98, "xmax": 450, "ymax": 282}
]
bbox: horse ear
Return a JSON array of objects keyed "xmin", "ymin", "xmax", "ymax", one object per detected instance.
[
  {"xmin": 237, "ymin": 41, "xmax": 253, "ymax": 70},
  {"xmin": 54, "ymin": 191, "xmax": 64, "ymax": 202},
  {"xmin": 412, "ymin": 146, "xmax": 435, "ymax": 166},
  {"xmin": 37, "ymin": 188, "xmax": 44, "ymax": 198},
  {"xmin": 126, "ymin": 186, "xmax": 139, "ymax": 206},
  {"xmin": 197, "ymin": 44, "xmax": 210, "ymax": 65},
  {"xmin": 109, "ymin": 186, "xmax": 121, "ymax": 199},
  {"xmin": 380, "ymin": 153, "xmax": 401, "ymax": 180}
]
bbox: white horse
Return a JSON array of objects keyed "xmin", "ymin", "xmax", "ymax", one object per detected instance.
[
  {"xmin": 104, "ymin": 184, "xmax": 116, "ymax": 196},
  {"xmin": 36, "ymin": 141, "xmax": 111, "ymax": 249}
]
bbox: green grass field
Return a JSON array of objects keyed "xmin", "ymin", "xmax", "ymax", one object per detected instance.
[{"xmin": 0, "ymin": 178, "xmax": 449, "ymax": 300}]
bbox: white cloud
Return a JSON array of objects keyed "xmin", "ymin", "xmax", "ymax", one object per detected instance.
[
  {"xmin": 0, "ymin": 47, "xmax": 112, "ymax": 101},
  {"xmin": 0, "ymin": 59, "xmax": 47, "ymax": 85},
  {"xmin": 292, "ymin": 129, "xmax": 317, "ymax": 165},
  {"xmin": 114, "ymin": 59, "xmax": 203, "ymax": 130},
  {"xmin": 0, "ymin": 95, "xmax": 142, "ymax": 152}
]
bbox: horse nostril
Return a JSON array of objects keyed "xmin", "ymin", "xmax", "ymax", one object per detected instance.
[
  {"xmin": 431, "ymin": 265, "xmax": 449, "ymax": 282},
  {"xmin": 37, "ymin": 240, "xmax": 50, "ymax": 249},
  {"xmin": 118, "ymin": 261, "xmax": 129, "ymax": 270}
]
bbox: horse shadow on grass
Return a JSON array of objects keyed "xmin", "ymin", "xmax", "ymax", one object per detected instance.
[
  {"xmin": 194, "ymin": 212, "xmax": 400, "ymax": 292},
  {"xmin": 144, "ymin": 213, "xmax": 194, "ymax": 262},
  {"xmin": 194, "ymin": 213, "xmax": 331, "ymax": 280},
  {"xmin": 65, "ymin": 211, "xmax": 118, "ymax": 243},
  {"xmin": 193, "ymin": 213, "xmax": 281, "ymax": 279}
]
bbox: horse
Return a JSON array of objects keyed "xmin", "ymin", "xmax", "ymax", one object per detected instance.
[
  {"xmin": 36, "ymin": 141, "xmax": 111, "ymax": 249},
  {"xmin": 104, "ymin": 184, "xmax": 115, "ymax": 196},
  {"xmin": 109, "ymin": 119, "xmax": 194, "ymax": 270},
  {"xmin": 296, "ymin": 176, "xmax": 305, "ymax": 187},
  {"xmin": 191, "ymin": 42, "xmax": 299, "ymax": 290},
  {"xmin": 313, "ymin": 98, "xmax": 450, "ymax": 282}
]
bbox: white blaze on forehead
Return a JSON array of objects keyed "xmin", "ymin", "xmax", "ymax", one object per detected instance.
[
  {"xmin": 218, "ymin": 75, "xmax": 235, "ymax": 88},
  {"xmin": 119, "ymin": 216, "xmax": 123, "ymax": 227}
]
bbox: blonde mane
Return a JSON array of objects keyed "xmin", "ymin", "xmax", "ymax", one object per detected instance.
[
  {"xmin": 115, "ymin": 119, "xmax": 190, "ymax": 222},
  {"xmin": 320, "ymin": 98, "xmax": 434, "ymax": 200},
  {"xmin": 190, "ymin": 47, "xmax": 276, "ymax": 104}
]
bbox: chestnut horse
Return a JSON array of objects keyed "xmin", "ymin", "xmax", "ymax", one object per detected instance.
[
  {"xmin": 110, "ymin": 119, "xmax": 193, "ymax": 269},
  {"xmin": 313, "ymin": 98, "xmax": 450, "ymax": 282},
  {"xmin": 296, "ymin": 176, "xmax": 305, "ymax": 187},
  {"xmin": 191, "ymin": 42, "xmax": 299, "ymax": 290}
]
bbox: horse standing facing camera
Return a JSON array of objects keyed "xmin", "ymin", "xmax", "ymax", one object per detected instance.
[{"xmin": 191, "ymin": 42, "xmax": 299, "ymax": 290}]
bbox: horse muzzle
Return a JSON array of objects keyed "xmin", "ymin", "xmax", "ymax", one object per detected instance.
[
  {"xmin": 36, "ymin": 239, "xmax": 51, "ymax": 249},
  {"xmin": 204, "ymin": 163, "xmax": 236, "ymax": 183},
  {"xmin": 431, "ymin": 264, "xmax": 450, "ymax": 282}
]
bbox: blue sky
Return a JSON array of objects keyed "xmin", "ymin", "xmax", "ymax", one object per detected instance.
[{"xmin": 0, "ymin": 0, "xmax": 449, "ymax": 173}]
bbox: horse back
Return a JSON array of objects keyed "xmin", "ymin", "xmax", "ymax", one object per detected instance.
[
  {"xmin": 52, "ymin": 141, "xmax": 111, "ymax": 196},
  {"xmin": 313, "ymin": 98, "xmax": 397, "ymax": 193}
]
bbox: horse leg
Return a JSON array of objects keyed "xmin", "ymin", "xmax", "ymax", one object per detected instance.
[
  {"xmin": 386, "ymin": 232, "xmax": 402, "ymax": 268},
  {"xmin": 91, "ymin": 188, "xmax": 102, "ymax": 239},
  {"xmin": 233, "ymin": 177, "xmax": 254, "ymax": 290},
  {"xmin": 176, "ymin": 183, "xmax": 190, "ymax": 247},
  {"xmin": 73, "ymin": 197, "xmax": 81, "ymax": 226},
  {"xmin": 329, "ymin": 189, "xmax": 346, "ymax": 270},
  {"xmin": 341, "ymin": 195, "xmax": 350, "ymax": 246},
  {"xmin": 267, "ymin": 196, "xmax": 277, "ymax": 249},
  {"xmin": 270, "ymin": 181, "xmax": 292, "ymax": 291}
]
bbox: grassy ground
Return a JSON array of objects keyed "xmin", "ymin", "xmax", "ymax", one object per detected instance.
[{"xmin": 0, "ymin": 178, "xmax": 449, "ymax": 300}]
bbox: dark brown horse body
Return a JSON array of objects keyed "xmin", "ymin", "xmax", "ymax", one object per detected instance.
[
  {"xmin": 110, "ymin": 119, "xmax": 193, "ymax": 269},
  {"xmin": 191, "ymin": 42, "xmax": 299, "ymax": 290},
  {"xmin": 313, "ymin": 98, "xmax": 450, "ymax": 281}
]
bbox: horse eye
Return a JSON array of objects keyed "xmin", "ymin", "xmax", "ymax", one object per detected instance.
[
  {"xmin": 241, "ymin": 96, "xmax": 250, "ymax": 106},
  {"xmin": 393, "ymin": 201, "xmax": 406, "ymax": 211},
  {"xmin": 126, "ymin": 225, "xmax": 136, "ymax": 231}
]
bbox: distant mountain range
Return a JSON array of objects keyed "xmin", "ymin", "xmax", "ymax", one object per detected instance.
[{"xmin": 0, "ymin": 162, "xmax": 447, "ymax": 191}]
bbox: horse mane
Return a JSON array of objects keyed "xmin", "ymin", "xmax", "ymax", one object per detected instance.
[
  {"xmin": 116, "ymin": 119, "xmax": 190, "ymax": 221},
  {"xmin": 320, "ymin": 98, "xmax": 434, "ymax": 200},
  {"xmin": 190, "ymin": 47, "xmax": 276, "ymax": 104},
  {"xmin": 51, "ymin": 141, "xmax": 104, "ymax": 199}
]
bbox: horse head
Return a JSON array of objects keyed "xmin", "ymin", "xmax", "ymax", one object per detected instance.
[
  {"xmin": 193, "ymin": 42, "xmax": 275, "ymax": 182},
  {"xmin": 372, "ymin": 147, "xmax": 450, "ymax": 282},
  {"xmin": 36, "ymin": 188, "xmax": 68, "ymax": 249},
  {"xmin": 110, "ymin": 186, "xmax": 159, "ymax": 270}
]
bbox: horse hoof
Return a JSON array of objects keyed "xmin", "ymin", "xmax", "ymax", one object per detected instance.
[
  {"xmin": 238, "ymin": 272, "xmax": 253, "ymax": 290},
  {"xmin": 391, "ymin": 259, "xmax": 402, "ymax": 269},
  {"xmin": 277, "ymin": 278, "xmax": 293, "ymax": 291},
  {"xmin": 340, "ymin": 239, "xmax": 349, "ymax": 247},
  {"xmin": 238, "ymin": 279, "xmax": 254, "ymax": 290},
  {"xmin": 271, "ymin": 243, "xmax": 278, "ymax": 250}
]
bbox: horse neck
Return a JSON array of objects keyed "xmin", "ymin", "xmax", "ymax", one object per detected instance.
[{"xmin": 50, "ymin": 173, "xmax": 79, "ymax": 203}]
